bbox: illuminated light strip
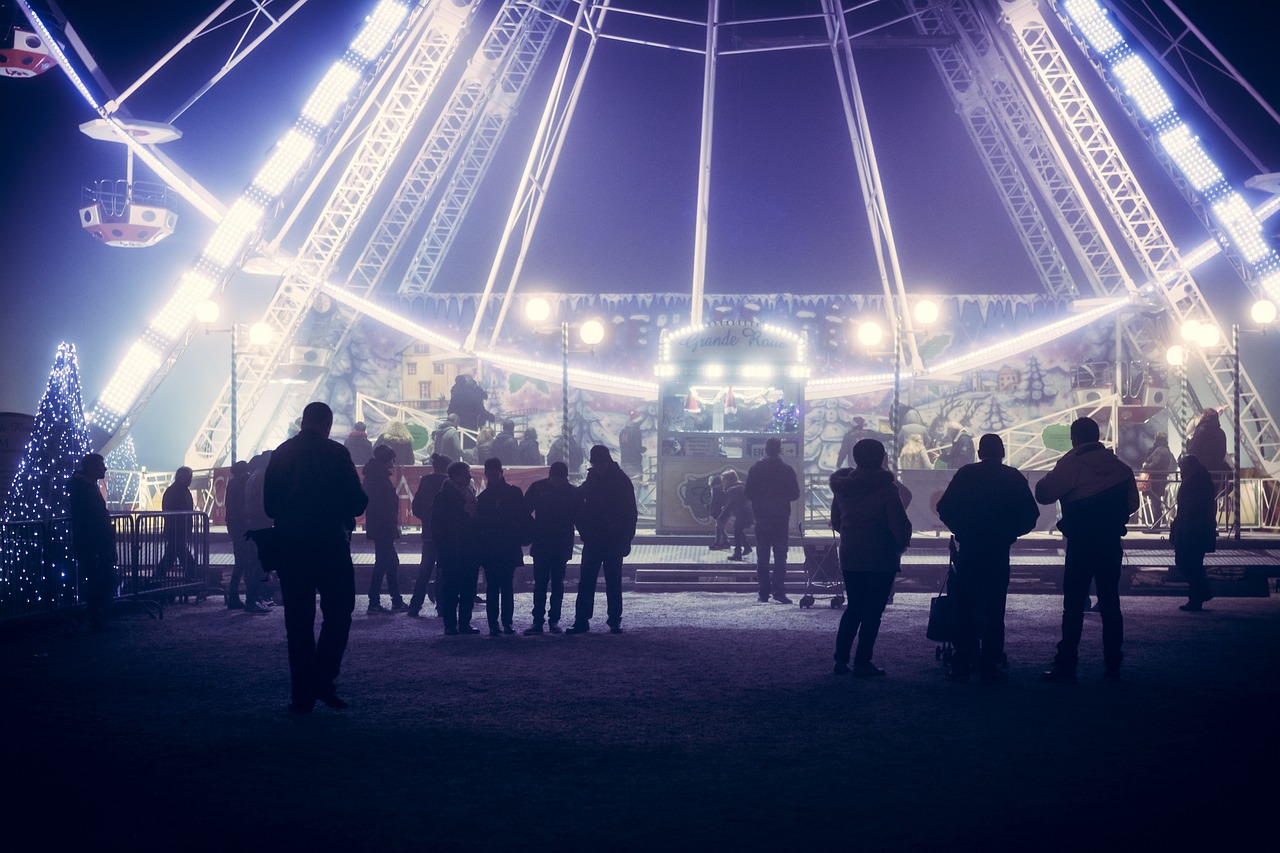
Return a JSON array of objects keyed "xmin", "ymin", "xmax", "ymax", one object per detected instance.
[
  {"xmin": 658, "ymin": 319, "xmax": 808, "ymax": 363},
  {"xmin": 94, "ymin": 343, "xmax": 164, "ymax": 423},
  {"xmin": 203, "ymin": 199, "xmax": 264, "ymax": 267},
  {"xmin": 253, "ymin": 130, "xmax": 316, "ymax": 197},
  {"xmin": 319, "ymin": 283, "xmax": 462, "ymax": 352},
  {"xmin": 351, "ymin": 0, "xmax": 411, "ymax": 61},
  {"xmin": 1062, "ymin": 0, "xmax": 1280, "ymax": 304},
  {"xmin": 148, "ymin": 273, "xmax": 218, "ymax": 341}
]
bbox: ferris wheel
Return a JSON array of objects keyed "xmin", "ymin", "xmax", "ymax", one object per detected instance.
[{"xmin": 16, "ymin": 0, "xmax": 1280, "ymax": 474}]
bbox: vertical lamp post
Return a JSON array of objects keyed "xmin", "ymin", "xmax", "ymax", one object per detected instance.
[
  {"xmin": 856, "ymin": 298, "xmax": 937, "ymax": 472},
  {"xmin": 196, "ymin": 300, "xmax": 275, "ymax": 465},
  {"xmin": 524, "ymin": 297, "xmax": 604, "ymax": 464}
]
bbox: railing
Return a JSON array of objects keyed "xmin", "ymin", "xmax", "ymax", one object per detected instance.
[{"xmin": 0, "ymin": 511, "xmax": 211, "ymax": 622}]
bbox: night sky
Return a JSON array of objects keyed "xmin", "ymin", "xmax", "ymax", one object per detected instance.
[{"xmin": 2, "ymin": 0, "xmax": 1278, "ymax": 467}]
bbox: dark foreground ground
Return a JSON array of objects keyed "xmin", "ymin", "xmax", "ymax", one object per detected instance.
[{"xmin": 4, "ymin": 589, "xmax": 1278, "ymax": 852}]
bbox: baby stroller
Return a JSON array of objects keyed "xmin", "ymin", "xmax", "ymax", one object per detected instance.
[{"xmin": 928, "ymin": 537, "xmax": 959, "ymax": 666}]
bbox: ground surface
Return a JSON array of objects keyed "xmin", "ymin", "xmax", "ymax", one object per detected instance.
[{"xmin": 4, "ymin": 589, "xmax": 1278, "ymax": 851}]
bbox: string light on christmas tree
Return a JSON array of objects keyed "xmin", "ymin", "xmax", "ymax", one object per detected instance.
[
  {"xmin": 105, "ymin": 435, "xmax": 141, "ymax": 510},
  {"xmin": 770, "ymin": 400, "xmax": 800, "ymax": 434},
  {"xmin": 2, "ymin": 343, "xmax": 91, "ymax": 610}
]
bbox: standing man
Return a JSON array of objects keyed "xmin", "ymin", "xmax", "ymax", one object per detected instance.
[
  {"xmin": 156, "ymin": 467, "xmax": 199, "ymax": 582},
  {"xmin": 619, "ymin": 411, "xmax": 644, "ymax": 478},
  {"xmin": 523, "ymin": 461, "xmax": 579, "ymax": 634},
  {"xmin": 363, "ymin": 444, "xmax": 406, "ymax": 614},
  {"xmin": 1172, "ymin": 454, "xmax": 1217, "ymax": 612},
  {"xmin": 264, "ymin": 402, "xmax": 368, "ymax": 714},
  {"xmin": 1035, "ymin": 417, "xmax": 1139, "ymax": 683},
  {"xmin": 225, "ymin": 460, "xmax": 269, "ymax": 613},
  {"xmin": 68, "ymin": 453, "xmax": 116, "ymax": 632},
  {"xmin": 1140, "ymin": 431, "xmax": 1177, "ymax": 531},
  {"xmin": 433, "ymin": 461, "xmax": 482, "ymax": 635},
  {"xmin": 477, "ymin": 457, "xmax": 531, "ymax": 636},
  {"xmin": 744, "ymin": 437, "xmax": 801, "ymax": 604},
  {"xmin": 408, "ymin": 453, "xmax": 451, "ymax": 618},
  {"xmin": 567, "ymin": 445, "xmax": 637, "ymax": 635},
  {"xmin": 935, "ymin": 434, "xmax": 1040, "ymax": 682}
]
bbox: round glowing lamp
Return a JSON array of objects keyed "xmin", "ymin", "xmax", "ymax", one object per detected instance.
[
  {"xmin": 1197, "ymin": 323, "xmax": 1221, "ymax": 348},
  {"xmin": 857, "ymin": 321, "xmax": 884, "ymax": 348},
  {"xmin": 524, "ymin": 296, "xmax": 551, "ymax": 323},
  {"xmin": 248, "ymin": 322, "xmax": 274, "ymax": 346},
  {"xmin": 913, "ymin": 299, "xmax": 939, "ymax": 326},
  {"xmin": 1179, "ymin": 319, "xmax": 1202, "ymax": 342},
  {"xmin": 1165, "ymin": 344, "xmax": 1184, "ymax": 367},
  {"xmin": 195, "ymin": 299, "xmax": 220, "ymax": 324},
  {"xmin": 579, "ymin": 319, "xmax": 605, "ymax": 346},
  {"xmin": 1251, "ymin": 299, "xmax": 1277, "ymax": 325}
]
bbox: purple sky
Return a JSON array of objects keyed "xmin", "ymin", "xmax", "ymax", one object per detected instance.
[{"xmin": 2, "ymin": 0, "xmax": 1278, "ymax": 467}]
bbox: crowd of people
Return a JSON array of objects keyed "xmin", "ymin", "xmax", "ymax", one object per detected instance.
[{"xmin": 67, "ymin": 402, "xmax": 1223, "ymax": 711}]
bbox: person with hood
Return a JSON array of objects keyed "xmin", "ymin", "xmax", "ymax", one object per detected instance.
[
  {"xmin": 1035, "ymin": 417, "xmax": 1139, "ymax": 683},
  {"xmin": 264, "ymin": 402, "xmax": 369, "ymax": 714},
  {"xmin": 518, "ymin": 427, "xmax": 544, "ymax": 466},
  {"xmin": 1172, "ymin": 454, "xmax": 1217, "ymax": 611},
  {"xmin": 567, "ymin": 446, "xmax": 638, "ymax": 634},
  {"xmin": 829, "ymin": 439, "xmax": 911, "ymax": 676},
  {"xmin": 718, "ymin": 470, "xmax": 753, "ymax": 563},
  {"xmin": 477, "ymin": 458, "xmax": 532, "ymax": 636},
  {"xmin": 375, "ymin": 420, "xmax": 415, "ymax": 468},
  {"xmin": 343, "ymin": 421, "xmax": 375, "ymax": 466},
  {"xmin": 547, "ymin": 432, "xmax": 584, "ymax": 473},
  {"xmin": 364, "ymin": 444, "xmax": 406, "ymax": 614},
  {"xmin": 432, "ymin": 461, "xmax": 482, "ymax": 635},
  {"xmin": 491, "ymin": 420, "xmax": 521, "ymax": 467},
  {"xmin": 944, "ymin": 423, "xmax": 975, "ymax": 470},
  {"xmin": 408, "ymin": 453, "xmax": 451, "ymax": 617},
  {"xmin": 523, "ymin": 461, "xmax": 579, "ymax": 634},
  {"xmin": 433, "ymin": 415, "xmax": 463, "ymax": 465},
  {"xmin": 448, "ymin": 373, "xmax": 492, "ymax": 432},
  {"xmin": 1140, "ymin": 431, "xmax": 1177, "ymax": 530},
  {"xmin": 744, "ymin": 437, "xmax": 801, "ymax": 603},
  {"xmin": 1186, "ymin": 407, "xmax": 1228, "ymax": 474},
  {"xmin": 936, "ymin": 434, "xmax": 1040, "ymax": 682},
  {"xmin": 706, "ymin": 472, "xmax": 729, "ymax": 551}
]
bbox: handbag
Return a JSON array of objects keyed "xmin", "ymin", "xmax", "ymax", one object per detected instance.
[{"xmin": 926, "ymin": 538, "xmax": 958, "ymax": 642}]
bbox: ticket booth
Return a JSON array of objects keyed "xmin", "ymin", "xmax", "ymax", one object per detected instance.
[{"xmin": 654, "ymin": 322, "xmax": 809, "ymax": 535}]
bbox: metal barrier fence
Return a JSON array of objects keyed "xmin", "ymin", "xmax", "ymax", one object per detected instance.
[{"xmin": 0, "ymin": 511, "xmax": 210, "ymax": 622}]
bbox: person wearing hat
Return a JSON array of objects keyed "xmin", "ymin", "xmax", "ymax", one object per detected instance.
[
  {"xmin": 363, "ymin": 444, "xmax": 406, "ymax": 614},
  {"xmin": 936, "ymin": 433, "xmax": 1040, "ymax": 682},
  {"xmin": 477, "ymin": 457, "xmax": 532, "ymax": 636},
  {"xmin": 566, "ymin": 445, "xmax": 638, "ymax": 634}
]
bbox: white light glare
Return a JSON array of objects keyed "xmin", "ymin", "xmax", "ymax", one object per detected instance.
[
  {"xmin": 857, "ymin": 321, "xmax": 884, "ymax": 348},
  {"xmin": 1114, "ymin": 56, "xmax": 1172, "ymax": 121},
  {"xmin": 301, "ymin": 64, "xmax": 361, "ymax": 126},
  {"xmin": 98, "ymin": 343, "xmax": 163, "ymax": 415},
  {"xmin": 149, "ymin": 273, "xmax": 218, "ymax": 340},
  {"xmin": 579, "ymin": 319, "xmax": 605, "ymax": 347},
  {"xmin": 1064, "ymin": 0, "xmax": 1122, "ymax": 53},
  {"xmin": 524, "ymin": 296, "xmax": 551, "ymax": 323},
  {"xmin": 1197, "ymin": 324, "xmax": 1221, "ymax": 348},
  {"xmin": 204, "ymin": 199, "xmax": 265, "ymax": 267},
  {"xmin": 1212, "ymin": 193, "xmax": 1271, "ymax": 264},
  {"xmin": 1251, "ymin": 300, "xmax": 1277, "ymax": 325},
  {"xmin": 701, "ymin": 363, "xmax": 725, "ymax": 379},
  {"xmin": 1166, "ymin": 345, "xmax": 1184, "ymax": 367},
  {"xmin": 249, "ymin": 322, "xmax": 275, "ymax": 346},
  {"xmin": 913, "ymin": 299, "xmax": 939, "ymax": 326},
  {"xmin": 253, "ymin": 130, "xmax": 316, "ymax": 197},
  {"xmin": 350, "ymin": 1, "xmax": 410, "ymax": 61},
  {"xmin": 1180, "ymin": 319, "xmax": 1202, "ymax": 342},
  {"xmin": 1159, "ymin": 126, "xmax": 1223, "ymax": 193},
  {"xmin": 195, "ymin": 300, "xmax": 220, "ymax": 324}
]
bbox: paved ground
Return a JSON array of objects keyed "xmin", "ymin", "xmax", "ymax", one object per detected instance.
[{"xmin": 4, "ymin": 589, "xmax": 1278, "ymax": 851}]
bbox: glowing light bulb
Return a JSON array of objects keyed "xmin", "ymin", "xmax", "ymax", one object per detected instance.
[{"xmin": 857, "ymin": 321, "xmax": 884, "ymax": 348}]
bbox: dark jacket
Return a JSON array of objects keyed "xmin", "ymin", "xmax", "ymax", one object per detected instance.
[
  {"xmin": 619, "ymin": 421, "xmax": 643, "ymax": 466},
  {"xmin": 362, "ymin": 457, "xmax": 401, "ymax": 543},
  {"xmin": 68, "ymin": 473, "xmax": 114, "ymax": 563},
  {"xmin": 718, "ymin": 483, "xmax": 754, "ymax": 529},
  {"xmin": 576, "ymin": 459, "xmax": 638, "ymax": 555},
  {"xmin": 344, "ymin": 429, "xmax": 374, "ymax": 466},
  {"xmin": 161, "ymin": 481, "xmax": 195, "ymax": 544},
  {"xmin": 1141, "ymin": 441, "xmax": 1177, "ymax": 484},
  {"xmin": 946, "ymin": 432, "xmax": 975, "ymax": 470},
  {"xmin": 518, "ymin": 436, "xmax": 544, "ymax": 466},
  {"xmin": 477, "ymin": 478, "xmax": 530, "ymax": 570},
  {"xmin": 708, "ymin": 481, "xmax": 726, "ymax": 521},
  {"xmin": 225, "ymin": 468, "xmax": 249, "ymax": 539},
  {"xmin": 936, "ymin": 459, "xmax": 1039, "ymax": 547},
  {"xmin": 411, "ymin": 472, "xmax": 448, "ymax": 543},
  {"xmin": 1171, "ymin": 457, "xmax": 1217, "ymax": 554},
  {"xmin": 375, "ymin": 435, "xmax": 413, "ymax": 467},
  {"xmin": 525, "ymin": 476, "xmax": 578, "ymax": 563},
  {"xmin": 1034, "ymin": 441, "xmax": 1139, "ymax": 540},
  {"xmin": 829, "ymin": 467, "xmax": 911, "ymax": 573},
  {"xmin": 1187, "ymin": 416, "xmax": 1228, "ymax": 473},
  {"xmin": 432, "ymin": 480, "xmax": 479, "ymax": 567},
  {"xmin": 547, "ymin": 436, "xmax": 584, "ymax": 472},
  {"xmin": 264, "ymin": 429, "xmax": 368, "ymax": 544},
  {"xmin": 744, "ymin": 455, "xmax": 800, "ymax": 523},
  {"xmin": 491, "ymin": 431, "xmax": 520, "ymax": 467}
]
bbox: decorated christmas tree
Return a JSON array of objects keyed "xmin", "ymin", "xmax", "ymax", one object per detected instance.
[
  {"xmin": 105, "ymin": 435, "xmax": 140, "ymax": 510},
  {"xmin": 4, "ymin": 343, "xmax": 91, "ymax": 523}
]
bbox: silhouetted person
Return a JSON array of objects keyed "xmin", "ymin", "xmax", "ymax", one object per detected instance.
[
  {"xmin": 523, "ymin": 461, "xmax": 578, "ymax": 634},
  {"xmin": 491, "ymin": 420, "xmax": 520, "ymax": 467},
  {"xmin": 706, "ymin": 473, "xmax": 729, "ymax": 551},
  {"xmin": 835, "ymin": 416, "xmax": 877, "ymax": 469},
  {"xmin": 264, "ymin": 402, "xmax": 368, "ymax": 714},
  {"xmin": 547, "ymin": 432, "xmax": 583, "ymax": 474},
  {"xmin": 518, "ymin": 427, "xmax": 544, "ymax": 466},
  {"xmin": 718, "ymin": 470, "xmax": 753, "ymax": 562},
  {"xmin": 619, "ymin": 411, "xmax": 644, "ymax": 477},
  {"xmin": 375, "ymin": 420, "xmax": 414, "ymax": 469},
  {"xmin": 829, "ymin": 439, "xmax": 911, "ymax": 676},
  {"xmin": 1140, "ymin": 431, "xmax": 1177, "ymax": 530},
  {"xmin": 448, "ymin": 373, "xmax": 492, "ymax": 433},
  {"xmin": 433, "ymin": 461, "xmax": 481, "ymax": 635},
  {"xmin": 68, "ymin": 453, "xmax": 116, "ymax": 631},
  {"xmin": 408, "ymin": 453, "xmax": 451, "ymax": 618},
  {"xmin": 432, "ymin": 415, "xmax": 463, "ymax": 465},
  {"xmin": 363, "ymin": 444, "xmax": 405, "ymax": 614},
  {"xmin": 1172, "ymin": 454, "xmax": 1217, "ymax": 611},
  {"xmin": 936, "ymin": 434, "xmax": 1039, "ymax": 682},
  {"xmin": 225, "ymin": 460, "xmax": 267, "ymax": 613},
  {"xmin": 478, "ymin": 457, "xmax": 531, "ymax": 636},
  {"xmin": 943, "ymin": 423, "xmax": 975, "ymax": 470},
  {"xmin": 156, "ymin": 466, "xmax": 199, "ymax": 582},
  {"xmin": 1036, "ymin": 416, "xmax": 1139, "ymax": 683},
  {"xmin": 343, "ymin": 421, "xmax": 374, "ymax": 466},
  {"xmin": 744, "ymin": 437, "xmax": 800, "ymax": 603},
  {"xmin": 235, "ymin": 454, "xmax": 272, "ymax": 613},
  {"xmin": 1186, "ymin": 407, "xmax": 1228, "ymax": 475},
  {"xmin": 567, "ymin": 445, "xmax": 637, "ymax": 634}
]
